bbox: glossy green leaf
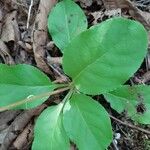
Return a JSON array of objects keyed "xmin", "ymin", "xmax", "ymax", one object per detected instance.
[
  {"xmin": 63, "ymin": 93, "xmax": 112, "ymax": 150},
  {"xmin": 0, "ymin": 64, "xmax": 56, "ymax": 109},
  {"xmin": 63, "ymin": 17, "xmax": 148, "ymax": 95},
  {"xmin": 32, "ymin": 103, "xmax": 70, "ymax": 150},
  {"xmin": 48, "ymin": 0, "xmax": 87, "ymax": 51},
  {"xmin": 104, "ymin": 85, "xmax": 150, "ymax": 124}
]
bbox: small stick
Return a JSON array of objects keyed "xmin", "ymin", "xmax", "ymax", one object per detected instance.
[
  {"xmin": 110, "ymin": 114, "xmax": 150, "ymax": 135},
  {"xmin": 26, "ymin": 0, "xmax": 33, "ymax": 29},
  {"xmin": 112, "ymin": 140, "xmax": 119, "ymax": 150}
]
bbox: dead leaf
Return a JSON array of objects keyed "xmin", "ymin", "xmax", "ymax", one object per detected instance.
[
  {"xmin": 1, "ymin": 10, "xmax": 20, "ymax": 42},
  {"xmin": 32, "ymin": 0, "xmax": 57, "ymax": 74},
  {"xmin": 140, "ymin": 11, "xmax": 150, "ymax": 25},
  {"xmin": 75, "ymin": 0, "xmax": 102, "ymax": 8},
  {"xmin": 0, "ymin": 40, "xmax": 14, "ymax": 64},
  {"xmin": 104, "ymin": 8, "xmax": 121, "ymax": 18},
  {"xmin": 102, "ymin": 0, "xmax": 150, "ymax": 30},
  {"xmin": 91, "ymin": 11, "xmax": 104, "ymax": 24},
  {"xmin": 0, "ymin": 4, "xmax": 3, "ymax": 35},
  {"xmin": 75, "ymin": 0, "xmax": 93, "ymax": 7},
  {"xmin": 13, "ymin": 122, "xmax": 33, "ymax": 150}
]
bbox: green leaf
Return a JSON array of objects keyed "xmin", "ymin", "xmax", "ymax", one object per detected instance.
[
  {"xmin": 32, "ymin": 103, "xmax": 70, "ymax": 150},
  {"xmin": 63, "ymin": 93, "xmax": 112, "ymax": 150},
  {"xmin": 0, "ymin": 64, "xmax": 56, "ymax": 109},
  {"xmin": 104, "ymin": 85, "xmax": 150, "ymax": 124},
  {"xmin": 48, "ymin": 0, "xmax": 87, "ymax": 51},
  {"xmin": 63, "ymin": 17, "xmax": 148, "ymax": 95}
]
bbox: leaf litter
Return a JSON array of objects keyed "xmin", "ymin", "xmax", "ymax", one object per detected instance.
[{"xmin": 0, "ymin": 0, "xmax": 150, "ymax": 149}]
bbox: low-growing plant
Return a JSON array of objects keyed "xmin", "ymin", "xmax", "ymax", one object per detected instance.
[{"xmin": 0, "ymin": 0, "xmax": 149, "ymax": 149}]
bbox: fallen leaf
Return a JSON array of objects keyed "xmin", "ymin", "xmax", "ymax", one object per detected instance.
[
  {"xmin": 1, "ymin": 10, "xmax": 20, "ymax": 42},
  {"xmin": 32, "ymin": 0, "xmax": 57, "ymax": 74},
  {"xmin": 75, "ymin": 0, "xmax": 102, "ymax": 8},
  {"xmin": 0, "ymin": 40, "xmax": 14, "ymax": 64},
  {"xmin": 102, "ymin": 0, "xmax": 150, "ymax": 30}
]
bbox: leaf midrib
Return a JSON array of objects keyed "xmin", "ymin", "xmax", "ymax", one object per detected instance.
[
  {"xmin": 72, "ymin": 24, "xmax": 129, "ymax": 84},
  {"xmin": 0, "ymin": 83, "xmax": 52, "ymax": 87},
  {"xmin": 50, "ymin": 105, "xmax": 63, "ymax": 149},
  {"xmin": 75, "ymin": 101, "xmax": 102, "ymax": 148},
  {"xmin": 73, "ymin": 46, "xmax": 110, "ymax": 84},
  {"xmin": 72, "ymin": 26, "xmax": 110, "ymax": 83}
]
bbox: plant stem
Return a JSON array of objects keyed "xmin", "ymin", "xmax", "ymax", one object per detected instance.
[
  {"xmin": 54, "ymin": 83, "xmax": 69, "ymax": 88},
  {"xmin": 110, "ymin": 114, "xmax": 150, "ymax": 135},
  {"xmin": 61, "ymin": 89, "xmax": 74, "ymax": 111},
  {"xmin": 0, "ymin": 87, "xmax": 70, "ymax": 112}
]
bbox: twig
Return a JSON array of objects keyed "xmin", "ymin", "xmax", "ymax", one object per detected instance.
[
  {"xmin": 13, "ymin": 121, "xmax": 33, "ymax": 149},
  {"xmin": 47, "ymin": 57, "xmax": 62, "ymax": 65},
  {"xmin": 141, "ymin": 71, "xmax": 150, "ymax": 83},
  {"xmin": 112, "ymin": 140, "xmax": 119, "ymax": 150},
  {"xmin": 50, "ymin": 64, "xmax": 68, "ymax": 81},
  {"xmin": 26, "ymin": 0, "xmax": 33, "ymax": 29},
  {"xmin": 0, "ymin": 87, "xmax": 70, "ymax": 112},
  {"xmin": 110, "ymin": 114, "xmax": 150, "ymax": 135}
]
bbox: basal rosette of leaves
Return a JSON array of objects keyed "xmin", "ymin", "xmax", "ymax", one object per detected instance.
[{"xmin": 0, "ymin": 0, "xmax": 149, "ymax": 149}]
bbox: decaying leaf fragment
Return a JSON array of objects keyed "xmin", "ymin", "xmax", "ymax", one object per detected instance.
[
  {"xmin": 102, "ymin": 0, "xmax": 150, "ymax": 30},
  {"xmin": 75, "ymin": 0, "xmax": 102, "ymax": 8},
  {"xmin": 0, "ymin": 40, "xmax": 14, "ymax": 64},
  {"xmin": 1, "ymin": 10, "xmax": 20, "ymax": 43},
  {"xmin": 32, "ymin": 0, "xmax": 57, "ymax": 74}
]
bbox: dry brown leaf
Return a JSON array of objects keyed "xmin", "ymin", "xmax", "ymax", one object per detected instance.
[
  {"xmin": 0, "ymin": 110, "xmax": 21, "ymax": 146},
  {"xmin": 146, "ymin": 42, "xmax": 150, "ymax": 69},
  {"xmin": 32, "ymin": 0, "xmax": 57, "ymax": 74},
  {"xmin": 0, "ymin": 3, "xmax": 3, "ymax": 35},
  {"xmin": 0, "ymin": 40, "xmax": 14, "ymax": 64},
  {"xmin": 91, "ymin": 11, "xmax": 104, "ymax": 24},
  {"xmin": 47, "ymin": 57, "xmax": 62, "ymax": 65},
  {"xmin": 75, "ymin": 0, "xmax": 102, "ymax": 8},
  {"xmin": 140, "ymin": 11, "xmax": 150, "ymax": 25},
  {"xmin": 13, "ymin": 122, "xmax": 33, "ymax": 149},
  {"xmin": 75, "ymin": 0, "xmax": 93, "ymax": 7},
  {"xmin": 102, "ymin": 0, "xmax": 150, "ymax": 30},
  {"xmin": 1, "ymin": 10, "xmax": 20, "ymax": 42},
  {"xmin": 104, "ymin": 8, "xmax": 121, "ymax": 17}
]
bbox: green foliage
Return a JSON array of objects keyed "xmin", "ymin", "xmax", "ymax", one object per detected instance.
[
  {"xmin": 63, "ymin": 17, "xmax": 148, "ymax": 95},
  {"xmin": 0, "ymin": 64, "xmax": 56, "ymax": 109},
  {"xmin": 0, "ymin": 1, "xmax": 149, "ymax": 149},
  {"xmin": 48, "ymin": 0, "xmax": 87, "ymax": 52},
  {"xmin": 104, "ymin": 85, "xmax": 150, "ymax": 124},
  {"xmin": 63, "ymin": 93, "xmax": 112, "ymax": 150},
  {"xmin": 32, "ymin": 103, "xmax": 70, "ymax": 150}
]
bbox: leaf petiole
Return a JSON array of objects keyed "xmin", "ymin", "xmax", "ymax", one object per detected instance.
[
  {"xmin": 62, "ymin": 88, "xmax": 74, "ymax": 104},
  {"xmin": 0, "ymin": 87, "xmax": 70, "ymax": 112}
]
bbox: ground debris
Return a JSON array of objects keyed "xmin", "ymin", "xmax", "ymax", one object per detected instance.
[{"xmin": 0, "ymin": 0, "xmax": 150, "ymax": 149}]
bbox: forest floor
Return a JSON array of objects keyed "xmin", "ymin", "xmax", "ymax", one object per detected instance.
[{"xmin": 0, "ymin": 0, "xmax": 150, "ymax": 149}]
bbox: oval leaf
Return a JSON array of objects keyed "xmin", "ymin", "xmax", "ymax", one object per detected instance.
[
  {"xmin": 63, "ymin": 93, "xmax": 112, "ymax": 150},
  {"xmin": 0, "ymin": 64, "xmax": 56, "ymax": 109},
  {"xmin": 104, "ymin": 85, "xmax": 150, "ymax": 124},
  {"xmin": 63, "ymin": 17, "xmax": 148, "ymax": 94},
  {"xmin": 48, "ymin": 0, "xmax": 87, "ymax": 51},
  {"xmin": 32, "ymin": 103, "xmax": 70, "ymax": 150}
]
